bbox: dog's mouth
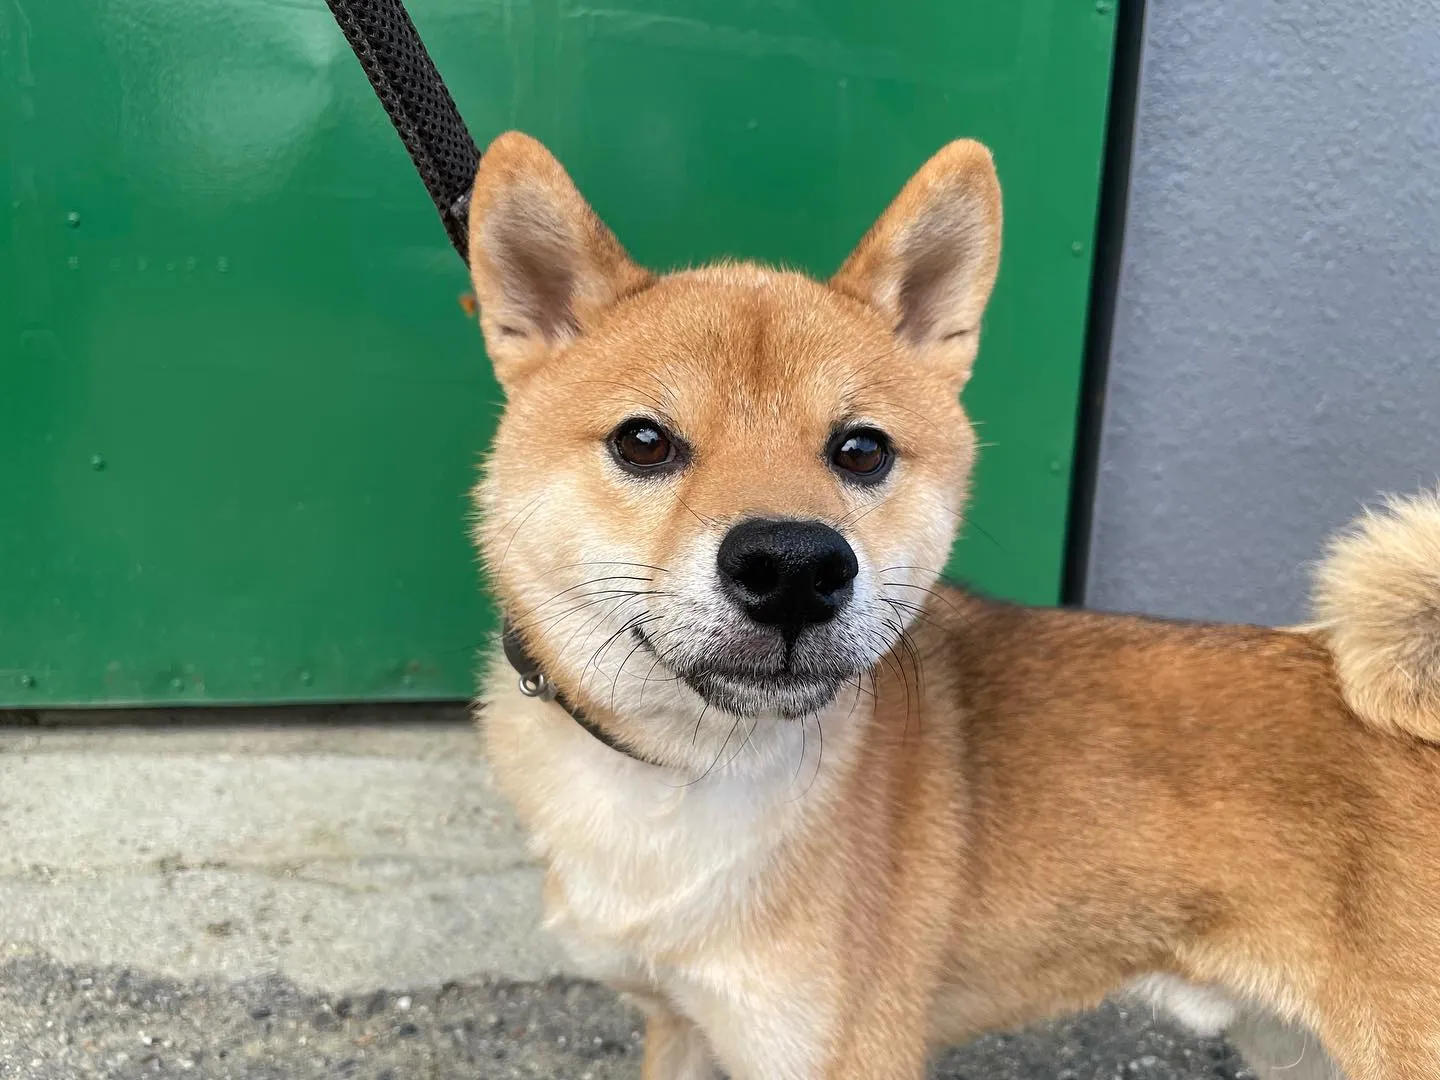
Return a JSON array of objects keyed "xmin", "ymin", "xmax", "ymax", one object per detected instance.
[{"xmin": 632, "ymin": 626, "xmax": 850, "ymax": 719}]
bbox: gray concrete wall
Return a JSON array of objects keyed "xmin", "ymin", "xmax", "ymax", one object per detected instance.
[{"xmin": 1084, "ymin": 0, "xmax": 1440, "ymax": 625}]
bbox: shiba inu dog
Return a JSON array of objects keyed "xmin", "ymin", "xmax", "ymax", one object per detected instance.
[{"xmin": 465, "ymin": 131, "xmax": 1440, "ymax": 1080}]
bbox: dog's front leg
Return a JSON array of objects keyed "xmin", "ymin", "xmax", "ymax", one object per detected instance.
[
  {"xmin": 819, "ymin": 1019, "xmax": 930, "ymax": 1080},
  {"xmin": 630, "ymin": 994, "xmax": 719, "ymax": 1080},
  {"xmin": 817, "ymin": 968, "xmax": 934, "ymax": 1080}
]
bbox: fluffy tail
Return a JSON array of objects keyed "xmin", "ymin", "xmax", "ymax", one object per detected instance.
[{"xmin": 1312, "ymin": 490, "xmax": 1440, "ymax": 741}]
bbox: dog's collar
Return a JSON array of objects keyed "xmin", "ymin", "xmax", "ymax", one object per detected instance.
[{"xmin": 500, "ymin": 618, "xmax": 665, "ymax": 768}]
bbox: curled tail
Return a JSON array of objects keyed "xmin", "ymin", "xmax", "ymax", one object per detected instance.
[{"xmin": 1313, "ymin": 490, "xmax": 1440, "ymax": 741}]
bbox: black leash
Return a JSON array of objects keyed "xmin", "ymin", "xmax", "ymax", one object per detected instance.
[
  {"xmin": 328, "ymin": 2, "xmax": 660, "ymax": 767},
  {"xmin": 323, "ymin": 0, "xmax": 480, "ymax": 262}
]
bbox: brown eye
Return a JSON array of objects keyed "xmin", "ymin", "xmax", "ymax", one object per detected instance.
[
  {"xmin": 829, "ymin": 427, "xmax": 894, "ymax": 484},
  {"xmin": 611, "ymin": 418, "xmax": 681, "ymax": 474}
]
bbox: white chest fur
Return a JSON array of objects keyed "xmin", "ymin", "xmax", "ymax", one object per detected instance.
[{"xmin": 483, "ymin": 678, "xmax": 856, "ymax": 1079}]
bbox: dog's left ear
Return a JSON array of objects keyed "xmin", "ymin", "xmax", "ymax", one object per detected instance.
[
  {"xmin": 467, "ymin": 132, "xmax": 652, "ymax": 389},
  {"xmin": 830, "ymin": 140, "xmax": 1002, "ymax": 387}
]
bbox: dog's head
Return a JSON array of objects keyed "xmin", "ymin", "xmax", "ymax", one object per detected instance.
[{"xmin": 470, "ymin": 133, "xmax": 1000, "ymax": 730}]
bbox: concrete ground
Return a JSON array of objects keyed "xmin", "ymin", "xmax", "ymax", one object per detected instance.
[{"xmin": 0, "ymin": 713, "xmax": 1252, "ymax": 1079}]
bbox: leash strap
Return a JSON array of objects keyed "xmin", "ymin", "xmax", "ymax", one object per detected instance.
[
  {"xmin": 328, "ymin": 3, "xmax": 662, "ymax": 767},
  {"xmin": 324, "ymin": 0, "xmax": 480, "ymax": 262}
]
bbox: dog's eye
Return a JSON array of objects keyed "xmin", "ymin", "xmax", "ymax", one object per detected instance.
[
  {"xmin": 829, "ymin": 427, "xmax": 894, "ymax": 484},
  {"xmin": 610, "ymin": 419, "xmax": 679, "ymax": 473}
]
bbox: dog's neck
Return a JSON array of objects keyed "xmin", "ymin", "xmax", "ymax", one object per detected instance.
[{"xmin": 500, "ymin": 617, "xmax": 669, "ymax": 768}]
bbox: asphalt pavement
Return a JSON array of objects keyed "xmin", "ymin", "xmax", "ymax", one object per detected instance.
[{"xmin": 0, "ymin": 952, "xmax": 1250, "ymax": 1080}]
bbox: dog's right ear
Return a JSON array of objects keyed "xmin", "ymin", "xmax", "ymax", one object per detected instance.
[
  {"xmin": 830, "ymin": 140, "xmax": 1002, "ymax": 389},
  {"xmin": 466, "ymin": 133, "xmax": 652, "ymax": 389}
]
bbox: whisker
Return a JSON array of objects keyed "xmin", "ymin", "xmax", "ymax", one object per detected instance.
[
  {"xmin": 557, "ymin": 593, "xmax": 647, "ymax": 669},
  {"xmin": 686, "ymin": 701, "xmax": 713, "ymax": 758},
  {"xmin": 882, "ymin": 596, "xmax": 945, "ymax": 632},
  {"xmin": 511, "ymin": 586, "xmax": 660, "ymax": 632},
  {"xmin": 493, "ymin": 494, "xmax": 546, "ymax": 570},
  {"xmin": 636, "ymin": 640, "xmax": 688, "ymax": 707},
  {"xmin": 573, "ymin": 603, "xmax": 658, "ymax": 692},
  {"xmin": 507, "ymin": 589, "xmax": 662, "ymax": 642},
  {"xmin": 673, "ymin": 492, "xmax": 718, "ymax": 529},
  {"xmin": 807, "ymin": 713, "xmax": 825, "ymax": 799},
  {"xmin": 550, "ymin": 560, "xmax": 670, "ymax": 575},
  {"xmin": 791, "ymin": 712, "xmax": 809, "ymax": 791},
  {"xmin": 705, "ymin": 713, "xmax": 760, "ymax": 778},
  {"xmin": 963, "ymin": 518, "xmax": 1003, "ymax": 549},
  {"xmin": 836, "ymin": 497, "xmax": 888, "ymax": 532},
  {"xmin": 856, "ymin": 622, "xmax": 914, "ymax": 739},
  {"xmin": 611, "ymin": 634, "xmax": 656, "ymax": 712},
  {"xmin": 580, "ymin": 609, "xmax": 663, "ymax": 696},
  {"xmin": 507, "ymin": 574, "xmax": 658, "ymax": 627},
  {"xmin": 878, "ymin": 581, "xmax": 964, "ymax": 619},
  {"xmin": 883, "ymin": 615, "xmax": 927, "ymax": 742}
]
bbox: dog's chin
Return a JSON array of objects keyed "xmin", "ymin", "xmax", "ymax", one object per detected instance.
[
  {"xmin": 630, "ymin": 624, "xmax": 860, "ymax": 719},
  {"xmin": 680, "ymin": 669, "xmax": 845, "ymax": 720}
]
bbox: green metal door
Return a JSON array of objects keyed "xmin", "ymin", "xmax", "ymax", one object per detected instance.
[{"xmin": 1, "ymin": 0, "xmax": 1119, "ymax": 707}]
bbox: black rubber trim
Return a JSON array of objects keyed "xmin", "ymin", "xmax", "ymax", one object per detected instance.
[{"xmin": 1061, "ymin": 0, "xmax": 1149, "ymax": 606}]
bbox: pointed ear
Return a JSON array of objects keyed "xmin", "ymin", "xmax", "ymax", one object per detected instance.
[
  {"xmin": 830, "ymin": 140, "xmax": 1002, "ymax": 387},
  {"xmin": 466, "ymin": 132, "xmax": 652, "ymax": 388}
]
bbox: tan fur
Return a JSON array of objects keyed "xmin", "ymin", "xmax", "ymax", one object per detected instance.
[{"xmin": 464, "ymin": 132, "xmax": 1440, "ymax": 1080}]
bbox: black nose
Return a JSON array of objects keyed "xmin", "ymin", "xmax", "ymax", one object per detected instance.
[{"xmin": 717, "ymin": 518, "xmax": 859, "ymax": 634}]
